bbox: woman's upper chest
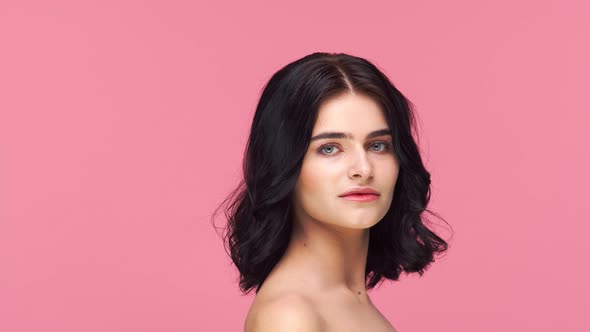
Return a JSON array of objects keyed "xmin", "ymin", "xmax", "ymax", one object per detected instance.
[{"xmin": 313, "ymin": 297, "xmax": 397, "ymax": 332}]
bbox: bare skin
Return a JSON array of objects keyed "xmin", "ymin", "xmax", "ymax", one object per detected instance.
[{"xmin": 244, "ymin": 92, "xmax": 399, "ymax": 332}]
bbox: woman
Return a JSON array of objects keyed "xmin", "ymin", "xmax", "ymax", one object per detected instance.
[{"xmin": 212, "ymin": 52, "xmax": 450, "ymax": 331}]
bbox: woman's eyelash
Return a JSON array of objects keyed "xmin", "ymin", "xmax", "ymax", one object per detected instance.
[{"xmin": 317, "ymin": 142, "xmax": 392, "ymax": 155}]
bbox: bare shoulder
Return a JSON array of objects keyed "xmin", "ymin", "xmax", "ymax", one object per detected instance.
[{"xmin": 244, "ymin": 292, "xmax": 324, "ymax": 332}]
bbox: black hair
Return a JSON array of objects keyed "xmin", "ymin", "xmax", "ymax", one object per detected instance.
[{"xmin": 211, "ymin": 52, "xmax": 451, "ymax": 295}]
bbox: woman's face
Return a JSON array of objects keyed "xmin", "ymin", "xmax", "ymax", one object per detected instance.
[{"xmin": 291, "ymin": 92, "xmax": 399, "ymax": 231}]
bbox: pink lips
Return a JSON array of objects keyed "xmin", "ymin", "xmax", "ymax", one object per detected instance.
[
  {"xmin": 339, "ymin": 187, "xmax": 380, "ymax": 202},
  {"xmin": 340, "ymin": 193, "xmax": 379, "ymax": 202}
]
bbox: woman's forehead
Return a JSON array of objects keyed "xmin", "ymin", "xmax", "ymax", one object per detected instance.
[{"xmin": 312, "ymin": 95, "xmax": 388, "ymax": 136}]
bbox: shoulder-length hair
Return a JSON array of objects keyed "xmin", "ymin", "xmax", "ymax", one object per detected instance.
[{"xmin": 212, "ymin": 52, "xmax": 451, "ymax": 295}]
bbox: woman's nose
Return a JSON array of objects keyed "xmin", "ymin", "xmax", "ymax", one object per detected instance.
[{"xmin": 348, "ymin": 147, "xmax": 373, "ymax": 179}]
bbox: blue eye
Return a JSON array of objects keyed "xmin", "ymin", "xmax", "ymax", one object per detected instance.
[
  {"xmin": 319, "ymin": 145, "xmax": 340, "ymax": 155},
  {"xmin": 370, "ymin": 142, "xmax": 391, "ymax": 152}
]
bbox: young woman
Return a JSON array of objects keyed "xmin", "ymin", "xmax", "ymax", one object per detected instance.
[{"xmin": 212, "ymin": 52, "xmax": 450, "ymax": 331}]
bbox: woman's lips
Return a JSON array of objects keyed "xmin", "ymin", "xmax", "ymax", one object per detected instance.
[{"xmin": 339, "ymin": 193, "xmax": 379, "ymax": 202}]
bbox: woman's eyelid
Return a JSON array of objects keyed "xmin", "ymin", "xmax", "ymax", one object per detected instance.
[{"xmin": 318, "ymin": 138, "xmax": 391, "ymax": 146}]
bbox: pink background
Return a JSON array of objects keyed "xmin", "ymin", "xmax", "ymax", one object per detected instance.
[{"xmin": 1, "ymin": 0, "xmax": 588, "ymax": 331}]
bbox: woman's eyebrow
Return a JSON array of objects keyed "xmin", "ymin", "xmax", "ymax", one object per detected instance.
[{"xmin": 310, "ymin": 128, "xmax": 391, "ymax": 142}]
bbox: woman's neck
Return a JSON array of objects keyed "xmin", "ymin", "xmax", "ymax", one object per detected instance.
[{"xmin": 279, "ymin": 216, "xmax": 371, "ymax": 298}]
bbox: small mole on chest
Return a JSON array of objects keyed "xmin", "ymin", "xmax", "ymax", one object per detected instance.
[{"xmin": 357, "ymin": 291, "xmax": 362, "ymax": 295}]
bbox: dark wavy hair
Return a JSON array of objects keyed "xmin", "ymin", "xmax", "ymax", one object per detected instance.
[{"xmin": 211, "ymin": 52, "xmax": 451, "ymax": 295}]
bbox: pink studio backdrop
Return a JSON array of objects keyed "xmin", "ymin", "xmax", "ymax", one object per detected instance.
[{"xmin": 0, "ymin": 0, "xmax": 588, "ymax": 331}]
